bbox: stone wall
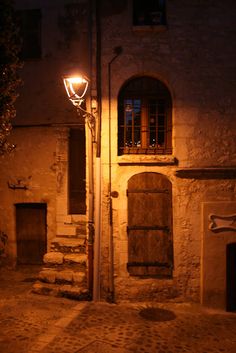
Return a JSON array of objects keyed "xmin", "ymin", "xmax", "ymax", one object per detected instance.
[
  {"xmin": 1, "ymin": 0, "xmax": 235, "ymax": 307},
  {"xmin": 0, "ymin": 127, "xmax": 57, "ymax": 265},
  {"xmin": 98, "ymin": 0, "xmax": 236, "ymax": 303}
]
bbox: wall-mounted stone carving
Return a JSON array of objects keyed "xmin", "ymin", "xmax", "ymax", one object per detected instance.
[
  {"xmin": 209, "ymin": 214, "xmax": 236, "ymax": 232},
  {"xmin": 7, "ymin": 177, "xmax": 31, "ymax": 190}
]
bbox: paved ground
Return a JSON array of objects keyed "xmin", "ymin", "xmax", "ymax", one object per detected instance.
[{"xmin": 0, "ymin": 266, "xmax": 236, "ymax": 353}]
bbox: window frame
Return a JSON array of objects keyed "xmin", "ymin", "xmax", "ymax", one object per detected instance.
[
  {"xmin": 132, "ymin": 0, "xmax": 167, "ymax": 27},
  {"xmin": 118, "ymin": 77, "xmax": 172, "ymax": 156}
]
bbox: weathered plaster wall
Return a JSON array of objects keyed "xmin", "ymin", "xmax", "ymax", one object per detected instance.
[
  {"xmin": 0, "ymin": 127, "xmax": 57, "ymax": 264},
  {"xmin": 1, "ymin": 0, "xmax": 89, "ymax": 265},
  {"xmin": 14, "ymin": 0, "xmax": 90, "ymax": 125},
  {"xmin": 98, "ymin": 0, "xmax": 236, "ymax": 302}
]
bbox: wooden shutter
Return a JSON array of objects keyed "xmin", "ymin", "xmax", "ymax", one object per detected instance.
[
  {"xmin": 127, "ymin": 172, "xmax": 173, "ymax": 277},
  {"xmin": 68, "ymin": 128, "xmax": 86, "ymax": 214}
]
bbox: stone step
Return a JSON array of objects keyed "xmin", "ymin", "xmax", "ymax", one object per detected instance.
[
  {"xmin": 32, "ymin": 281, "xmax": 91, "ymax": 300},
  {"xmin": 57, "ymin": 222, "xmax": 87, "ymax": 238},
  {"xmin": 50, "ymin": 237, "xmax": 86, "ymax": 254},
  {"xmin": 38, "ymin": 268, "xmax": 86, "ymax": 285},
  {"xmin": 56, "ymin": 233, "xmax": 86, "ymax": 239},
  {"xmin": 43, "ymin": 252, "xmax": 87, "ymax": 267}
]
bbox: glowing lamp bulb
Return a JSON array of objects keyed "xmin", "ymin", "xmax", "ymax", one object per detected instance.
[{"xmin": 63, "ymin": 75, "xmax": 89, "ymax": 106}]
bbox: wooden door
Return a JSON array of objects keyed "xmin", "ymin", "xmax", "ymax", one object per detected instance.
[
  {"xmin": 127, "ymin": 172, "xmax": 173, "ymax": 277},
  {"xmin": 226, "ymin": 243, "xmax": 236, "ymax": 311},
  {"xmin": 16, "ymin": 203, "xmax": 46, "ymax": 264}
]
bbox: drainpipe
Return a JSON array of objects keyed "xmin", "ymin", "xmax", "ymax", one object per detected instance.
[
  {"xmin": 87, "ymin": 120, "xmax": 94, "ymax": 295},
  {"xmin": 108, "ymin": 46, "xmax": 123, "ymax": 302},
  {"xmin": 93, "ymin": 0, "xmax": 102, "ymax": 301},
  {"xmin": 87, "ymin": 0, "xmax": 95, "ymax": 296}
]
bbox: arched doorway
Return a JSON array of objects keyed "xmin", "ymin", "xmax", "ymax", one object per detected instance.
[
  {"xmin": 226, "ymin": 242, "xmax": 236, "ymax": 311},
  {"xmin": 127, "ymin": 172, "xmax": 173, "ymax": 277}
]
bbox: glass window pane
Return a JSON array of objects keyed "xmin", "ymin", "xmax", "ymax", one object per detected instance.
[
  {"xmin": 158, "ymin": 100, "xmax": 165, "ymax": 114},
  {"xmin": 125, "ymin": 111, "xmax": 132, "ymax": 125},
  {"xmin": 124, "ymin": 99, "xmax": 133, "ymax": 112},
  {"xmin": 149, "ymin": 128, "xmax": 156, "ymax": 147},
  {"xmin": 134, "ymin": 99, "xmax": 141, "ymax": 125},
  {"xmin": 158, "ymin": 115, "xmax": 165, "ymax": 126},
  {"xmin": 158, "ymin": 130, "xmax": 165, "ymax": 146},
  {"xmin": 125, "ymin": 127, "xmax": 133, "ymax": 147},
  {"xmin": 134, "ymin": 127, "xmax": 141, "ymax": 147}
]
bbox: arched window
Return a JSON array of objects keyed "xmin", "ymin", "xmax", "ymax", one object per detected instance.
[{"xmin": 118, "ymin": 76, "xmax": 172, "ymax": 155}]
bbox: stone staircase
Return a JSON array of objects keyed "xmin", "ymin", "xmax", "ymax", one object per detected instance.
[{"xmin": 32, "ymin": 219, "xmax": 91, "ymax": 300}]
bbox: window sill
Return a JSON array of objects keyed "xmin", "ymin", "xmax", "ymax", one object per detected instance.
[
  {"xmin": 132, "ymin": 24, "xmax": 167, "ymax": 33},
  {"xmin": 118, "ymin": 154, "xmax": 177, "ymax": 166}
]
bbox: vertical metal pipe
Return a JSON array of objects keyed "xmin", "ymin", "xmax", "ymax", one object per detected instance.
[
  {"xmin": 87, "ymin": 120, "xmax": 94, "ymax": 294},
  {"xmin": 108, "ymin": 47, "xmax": 123, "ymax": 302},
  {"xmin": 93, "ymin": 0, "xmax": 102, "ymax": 301},
  {"xmin": 87, "ymin": 0, "xmax": 94, "ymax": 296},
  {"xmin": 93, "ymin": 157, "xmax": 101, "ymax": 300}
]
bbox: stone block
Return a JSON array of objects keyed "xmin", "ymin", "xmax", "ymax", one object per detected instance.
[
  {"xmin": 39, "ymin": 269, "xmax": 56, "ymax": 283},
  {"xmin": 43, "ymin": 252, "xmax": 64, "ymax": 265},
  {"xmin": 64, "ymin": 254, "xmax": 87, "ymax": 265},
  {"xmin": 56, "ymin": 270, "xmax": 73, "ymax": 283},
  {"xmin": 32, "ymin": 281, "xmax": 59, "ymax": 297},
  {"xmin": 57, "ymin": 225, "xmax": 77, "ymax": 236},
  {"xmin": 73, "ymin": 272, "xmax": 86, "ymax": 284},
  {"xmin": 59, "ymin": 285, "xmax": 90, "ymax": 300}
]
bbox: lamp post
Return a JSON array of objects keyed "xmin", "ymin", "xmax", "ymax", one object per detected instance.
[{"xmin": 63, "ymin": 74, "xmax": 98, "ymax": 299}]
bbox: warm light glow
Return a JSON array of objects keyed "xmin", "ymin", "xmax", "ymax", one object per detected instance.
[
  {"xmin": 66, "ymin": 77, "xmax": 87, "ymax": 84},
  {"xmin": 63, "ymin": 75, "xmax": 89, "ymax": 106}
]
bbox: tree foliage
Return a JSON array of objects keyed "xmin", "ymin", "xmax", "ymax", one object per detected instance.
[{"xmin": 0, "ymin": 0, "xmax": 22, "ymax": 155}]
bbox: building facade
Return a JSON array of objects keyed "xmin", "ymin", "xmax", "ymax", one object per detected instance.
[{"xmin": 0, "ymin": 0, "xmax": 236, "ymax": 310}]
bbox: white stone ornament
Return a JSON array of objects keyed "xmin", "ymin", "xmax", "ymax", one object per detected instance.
[{"xmin": 209, "ymin": 214, "xmax": 236, "ymax": 232}]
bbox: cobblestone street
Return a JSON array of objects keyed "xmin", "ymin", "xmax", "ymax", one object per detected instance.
[{"xmin": 0, "ymin": 267, "xmax": 236, "ymax": 353}]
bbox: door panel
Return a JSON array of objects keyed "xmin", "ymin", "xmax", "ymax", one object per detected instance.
[
  {"xmin": 127, "ymin": 172, "xmax": 173, "ymax": 277},
  {"xmin": 16, "ymin": 203, "xmax": 46, "ymax": 264}
]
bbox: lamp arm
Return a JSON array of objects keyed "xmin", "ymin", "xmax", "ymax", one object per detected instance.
[{"xmin": 77, "ymin": 105, "xmax": 96, "ymax": 142}]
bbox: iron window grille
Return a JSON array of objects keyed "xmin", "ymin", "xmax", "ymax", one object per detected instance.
[{"xmin": 118, "ymin": 76, "xmax": 172, "ymax": 155}]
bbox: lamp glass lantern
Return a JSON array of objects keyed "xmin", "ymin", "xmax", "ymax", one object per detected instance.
[{"xmin": 63, "ymin": 75, "xmax": 89, "ymax": 107}]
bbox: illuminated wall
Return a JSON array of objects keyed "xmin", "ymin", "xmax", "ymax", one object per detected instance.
[
  {"xmin": 1, "ymin": 0, "xmax": 236, "ymax": 309},
  {"xmin": 97, "ymin": 0, "xmax": 236, "ymax": 307}
]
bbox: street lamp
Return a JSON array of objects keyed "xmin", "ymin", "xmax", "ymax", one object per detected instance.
[
  {"xmin": 63, "ymin": 74, "xmax": 97, "ymax": 298},
  {"xmin": 63, "ymin": 75, "xmax": 96, "ymax": 139},
  {"xmin": 63, "ymin": 75, "xmax": 89, "ymax": 107}
]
